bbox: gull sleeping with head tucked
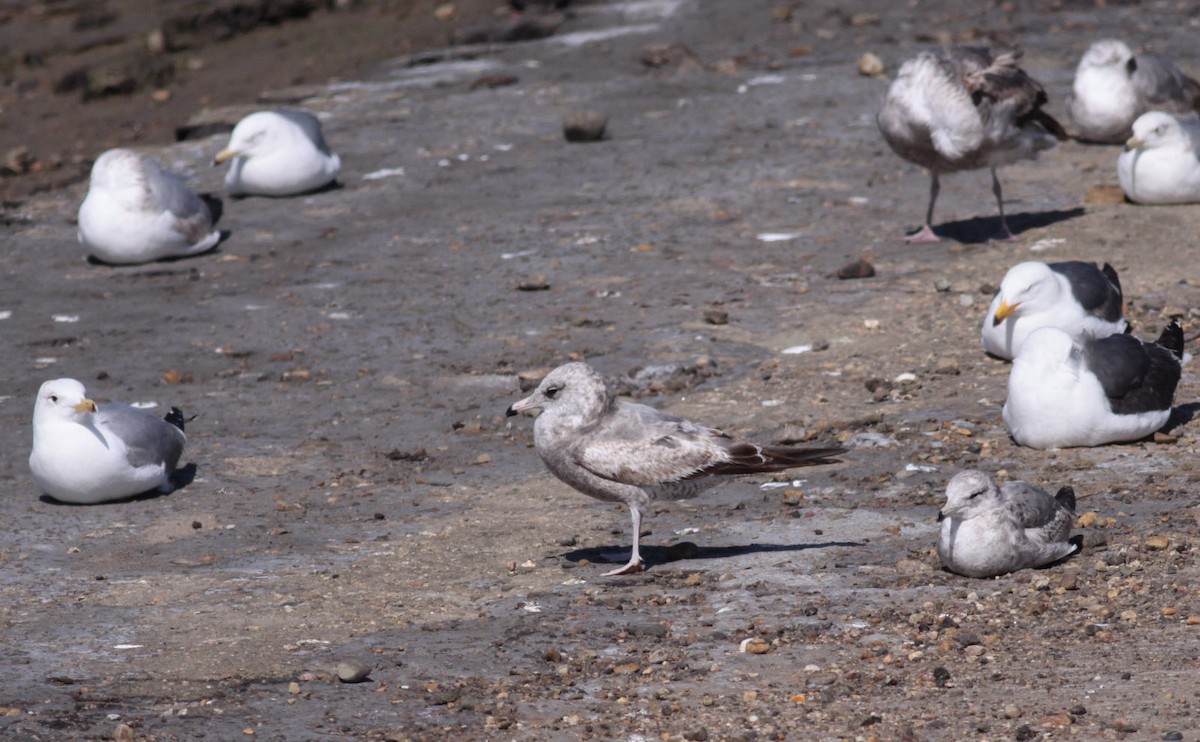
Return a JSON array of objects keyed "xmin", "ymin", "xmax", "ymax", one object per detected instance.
[
  {"xmin": 1069, "ymin": 39, "xmax": 1200, "ymax": 143},
  {"xmin": 1003, "ymin": 321, "xmax": 1183, "ymax": 449},
  {"xmin": 78, "ymin": 148, "xmax": 222, "ymax": 265}
]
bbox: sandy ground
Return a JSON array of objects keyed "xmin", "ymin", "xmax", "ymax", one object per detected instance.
[{"xmin": 2, "ymin": 1, "xmax": 1200, "ymax": 740}]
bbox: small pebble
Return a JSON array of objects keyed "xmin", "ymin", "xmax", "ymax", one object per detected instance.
[
  {"xmin": 857, "ymin": 51, "xmax": 884, "ymax": 76},
  {"xmin": 337, "ymin": 662, "xmax": 372, "ymax": 683},
  {"xmin": 703, "ymin": 310, "xmax": 729, "ymax": 325},
  {"xmin": 836, "ymin": 257, "xmax": 875, "ymax": 279},
  {"xmin": 563, "ymin": 110, "xmax": 608, "ymax": 142},
  {"xmin": 933, "ymin": 277, "xmax": 952, "ymax": 292}
]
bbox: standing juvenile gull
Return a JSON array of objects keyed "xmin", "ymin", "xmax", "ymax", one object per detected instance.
[
  {"xmin": 937, "ymin": 470, "xmax": 1081, "ymax": 578},
  {"xmin": 981, "ymin": 260, "xmax": 1128, "ymax": 360},
  {"xmin": 1117, "ymin": 111, "xmax": 1200, "ymax": 204},
  {"xmin": 1068, "ymin": 39, "xmax": 1200, "ymax": 143},
  {"xmin": 1003, "ymin": 321, "xmax": 1183, "ymax": 449},
  {"xmin": 506, "ymin": 362, "xmax": 846, "ymax": 575},
  {"xmin": 877, "ymin": 46, "xmax": 1067, "ymax": 243},
  {"xmin": 29, "ymin": 379, "xmax": 188, "ymax": 504},
  {"xmin": 214, "ymin": 110, "xmax": 341, "ymax": 196},
  {"xmin": 78, "ymin": 148, "xmax": 222, "ymax": 265}
]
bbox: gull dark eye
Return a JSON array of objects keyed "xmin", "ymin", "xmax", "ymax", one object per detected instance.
[
  {"xmin": 968, "ymin": 490, "xmax": 981, "ymax": 499},
  {"xmin": 544, "ymin": 386, "xmax": 560, "ymax": 399},
  {"xmin": 49, "ymin": 394, "xmax": 58, "ymax": 403}
]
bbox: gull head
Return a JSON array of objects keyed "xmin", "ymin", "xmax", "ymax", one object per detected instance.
[
  {"xmin": 1125, "ymin": 111, "xmax": 1188, "ymax": 152},
  {"xmin": 506, "ymin": 361, "xmax": 608, "ymax": 419},
  {"xmin": 214, "ymin": 111, "xmax": 290, "ymax": 165},
  {"xmin": 993, "ymin": 261, "xmax": 1055, "ymax": 325},
  {"xmin": 939, "ymin": 470, "xmax": 1000, "ymax": 521},
  {"xmin": 88, "ymin": 148, "xmax": 146, "ymax": 191},
  {"xmin": 33, "ymin": 378, "xmax": 96, "ymax": 427},
  {"xmin": 1078, "ymin": 39, "xmax": 1133, "ymax": 71}
]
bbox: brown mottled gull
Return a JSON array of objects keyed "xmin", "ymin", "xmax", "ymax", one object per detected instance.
[
  {"xmin": 937, "ymin": 470, "xmax": 1081, "ymax": 578},
  {"xmin": 506, "ymin": 362, "xmax": 845, "ymax": 575},
  {"xmin": 877, "ymin": 47, "xmax": 1067, "ymax": 243}
]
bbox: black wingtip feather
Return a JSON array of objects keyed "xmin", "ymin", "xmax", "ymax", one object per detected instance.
[
  {"xmin": 1100, "ymin": 262, "xmax": 1122, "ymax": 295},
  {"xmin": 1156, "ymin": 320, "xmax": 1185, "ymax": 358},
  {"xmin": 164, "ymin": 407, "xmax": 187, "ymax": 432},
  {"xmin": 1068, "ymin": 534, "xmax": 1084, "ymax": 556},
  {"xmin": 1054, "ymin": 485, "xmax": 1076, "ymax": 512}
]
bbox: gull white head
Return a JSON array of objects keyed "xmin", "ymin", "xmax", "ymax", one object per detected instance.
[
  {"xmin": 992, "ymin": 261, "xmax": 1058, "ymax": 325},
  {"xmin": 88, "ymin": 149, "xmax": 146, "ymax": 191},
  {"xmin": 33, "ymin": 378, "xmax": 97, "ymax": 426},
  {"xmin": 1077, "ymin": 39, "xmax": 1133, "ymax": 71},
  {"xmin": 939, "ymin": 470, "xmax": 1000, "ymax": 521},
  {"xmin": 1126, "ymin": 111, "xmax": 1190, "ymax": 151},
  {"xmin": 506, "ymin": 362, "xmax": 608, "ymax": 421}
]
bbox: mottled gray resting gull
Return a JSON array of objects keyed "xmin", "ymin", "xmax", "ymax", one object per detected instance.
[
  {"xmin": 1117, "ymin": 111, "xmax": 1200, "ymax": 204},
  {"xmin": 981, "ymin": 260, "xmax": 1128, "ymax": 360},
  {"xmin": 29, "ymin": 378, "xmax": 187, "ymax": 504},
  {"xmin": 877, "ymin": 46, "xmax": 1067, "ymax": 243},
  {"xmin": 214, "ymin": 110, "xmax": 341, "ymax": 196},
  {"xmin": 1069, "ymin": 39, "xmax": 1200, "ymax": 143},
  {"xmin": 1003, "ymin": 321, "xmax": 1183, "ymax": 449},
  {"xmin": 506, "ymin": 362, "xmax": 846, "ymax": 575},
  {"xmin": 938, "ymin": 470, "xmax": 1081, "ymax": 578},
  {"xmin": 78, "ymin": 148, "xmax": 222, "ymax": 265}
]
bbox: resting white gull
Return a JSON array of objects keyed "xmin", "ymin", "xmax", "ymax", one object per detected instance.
[
  {"xmin": 877, "ymin": 46, "xmax": 1067, "ymax": 243},
  {"xmin": 937, "ymin": 469, "xmax": 1081, "ymax": 578},
  {"xmin": 981, "ymin": 260, "xmax": 1128, "ymax": 360},
  {"xmin": 29, "ymin": 378, "xmax": 188, "ymax": 504},
  {"xmin": 214, "ymin": 110, "xmax": 341, "ymax": 197},
  {"xmin": 1003, "ymin": 321, "xmax": 1183, "ymax": 449},
  {"xmin": 77, "ymin": 148, "xmax": 222, "ymax": 265},
  {"xmin": 1068, "ymin": 39, "xmax": 1200, "ymax": 143},
  {"xmin": 506, "ymin": 362, "xmax": 846, "ymax": 575},
  {"xmin": 1117, "ymin": 111, "xmax": 1200, "ymax": 204}
]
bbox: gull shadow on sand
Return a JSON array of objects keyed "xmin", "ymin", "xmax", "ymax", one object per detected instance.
[
  {"xmin": 930, "ymin": 207, "xmax": 1085, "ymax": 244},
  {"xmin": 563, "ymin": 540, "xmax": 863, "ymax": 572},
  {"xmin": 38, "ymin": 462, "xmax": 197, "ymax": 506}
]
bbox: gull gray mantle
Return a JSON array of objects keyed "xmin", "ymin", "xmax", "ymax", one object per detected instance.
[{"xmin": 506, "ymin": 362, "xmax": 845, "ymax": 576}]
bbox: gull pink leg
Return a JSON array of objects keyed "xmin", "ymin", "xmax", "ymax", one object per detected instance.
[
  {"xmin": 905, "ymin": 171, "xmax": 942, "ymax": 243},
  {"xmin": 602, "ymin": 506, "xmax": 645, "ymax": 576}
]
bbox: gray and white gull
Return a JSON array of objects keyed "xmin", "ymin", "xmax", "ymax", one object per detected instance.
[
  {"xmin": 29, "ymin": 378, "xmax": 188, "ymax": 504},
  {"xmin": 1069, "ymin": 39, "xmax": 1200, "ymax": 143},
  {"xmin": 506, "ymin": 362, "xmax": 845, "ymax": 575},
  {"xmin": 938, "ymin": 469, "xmax": 1081, "ymax": 578}
]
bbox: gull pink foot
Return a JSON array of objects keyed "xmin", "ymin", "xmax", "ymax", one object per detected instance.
[
  {"xmin": 904, "ymin": 224, "xmax": 941, "ymax": 243},
  {"xmin": 602, "ymin": 558, "xmax": 645, "ymax": 576}
]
